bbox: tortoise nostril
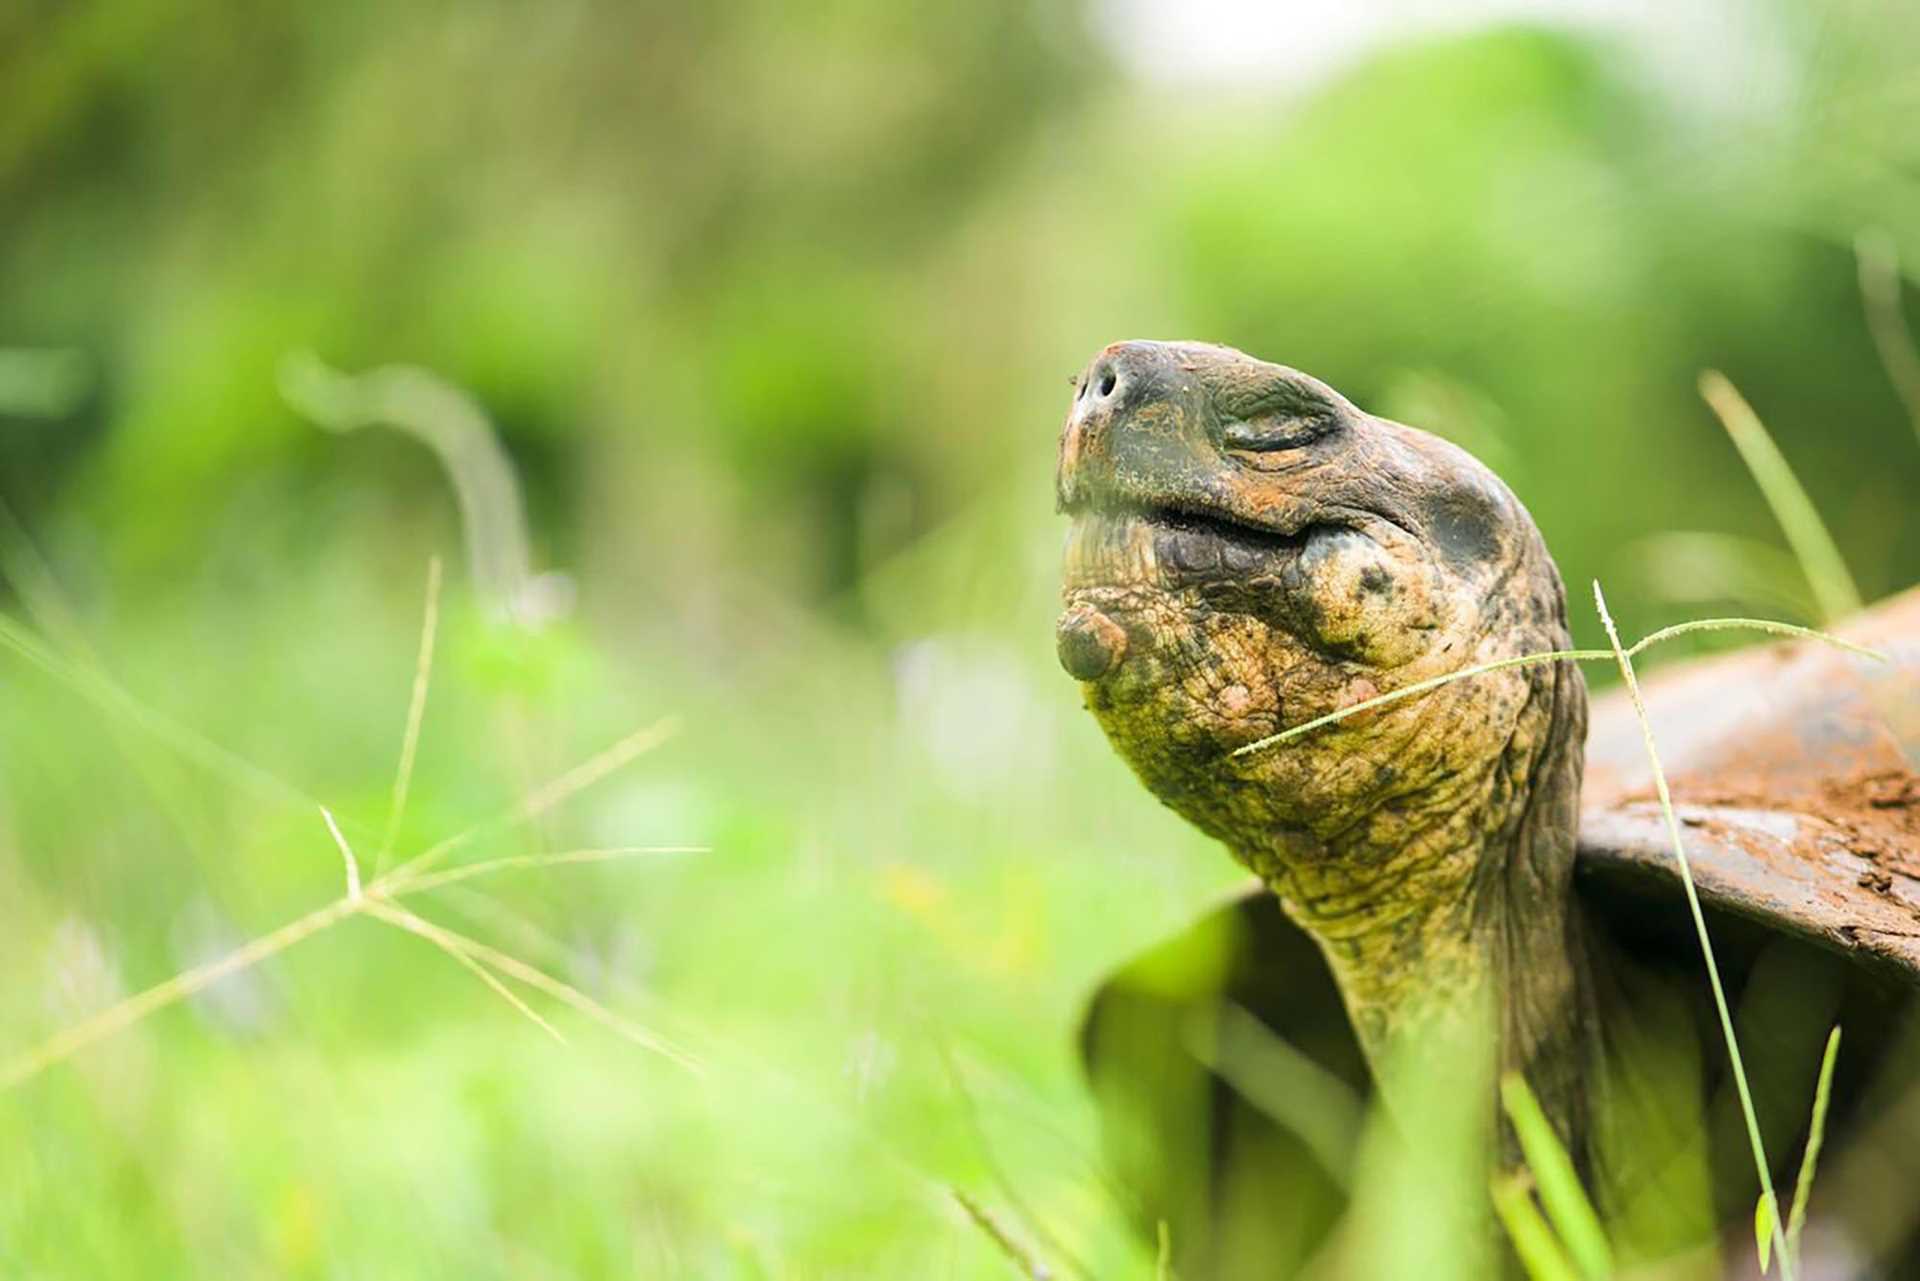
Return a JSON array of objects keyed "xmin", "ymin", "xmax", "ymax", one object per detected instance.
[{"xmin": 1098, "ymin": 369, "xmax": 1118, "ymax": 398}]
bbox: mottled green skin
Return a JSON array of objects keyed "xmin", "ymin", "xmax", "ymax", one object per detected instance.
[{"xmin": 1056, "ymin": 341, "xmax": 1598, "ymax": 1160}]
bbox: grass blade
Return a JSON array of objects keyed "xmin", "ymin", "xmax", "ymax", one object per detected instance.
[
  {"xmin": 388, "ymin": 715, "xmax": 681, "ymax": 882},
  {"xmin": 937, "ymin": 1041, "xmax": 1094, "ymax": 1281},
  {"xmin": 1197, "ymin": 1003, "xmax": 1364, "ymax": 1188},
  {"xmin": 1500, "ymin": 1073, "xmax": 1612, "ymax": 1279},
  {"xmin": 322, "ymin": 806, "xmax": 362, "ymax": 900},
  {"xmin": 0, "ymin": 611, "xmax": 330, "ymax": 815},
  {"xmin": 1756, "ymin": 1191, "xmax": 1776, "ymax": 1274},
  {"xmin": 282, "ymin": 353, "xmax": 535, "ymax": 612},
  {"xmin": 385, "ymin": 845, "xmax": 705, "ymax": 896},
  {"xmin": 360, "ymin": 898, "xmax": 566, "ymax": 1043},
  {"xmin": 377, "ymin": 555, "xmax": 442, "ymax": 873},
  {"xmin": 1625, "ymin": 616, "xmax": 1883, "ymax": 662},
  {"xmin": 1231, "ymin": 649, "xmax": 1611, "ymax": 756},
  {"xmin": 1698, "ymin": 370, "xmax": 1862, "ymax": 623},
  {"xmin": 1594, "ymin": 580, "xmax": 1793, "ymax": 1281},
  {"xmin": 1785, "ymin": 1026, "xmax": 1842, "ymax": 1271},
  {"xmin": 951, "ymin": 1188, "xmax": 1053, "ymax": 1279},
  {"xmin": 0, "ymin": 896, "xmax": 364, "ymax": 1090},
  {"xmin": 360, "ymin": 907, "xmax": 701, "ymax": 1073},
  {"xmin": 1232, "ymin": 614, "xmax": 1880, "ymax": 758},
  {"xmin": 1490, "ymin": 1175, "xmax": 1582, "ymax": 1281}
]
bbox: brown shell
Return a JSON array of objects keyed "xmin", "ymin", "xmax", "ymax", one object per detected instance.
[{"xmin": 1578, "ymin": 585, "xmax": 1920, "ymax": 981}]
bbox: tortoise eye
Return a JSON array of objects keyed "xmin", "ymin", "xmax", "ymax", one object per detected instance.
[{"xmin": 1222, "ymin": 411, "xmax": 1337, "ymax": 452}]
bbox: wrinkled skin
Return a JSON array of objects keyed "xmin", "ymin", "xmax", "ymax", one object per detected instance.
[{"xmin": 1055, "ymin": 340, "xmax": 1598, "ymax": 1162}]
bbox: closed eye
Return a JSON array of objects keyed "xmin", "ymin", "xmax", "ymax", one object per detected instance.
[{"xmin": 1223, "ymin": 412, "xmax": 1337, "ymax": 452}]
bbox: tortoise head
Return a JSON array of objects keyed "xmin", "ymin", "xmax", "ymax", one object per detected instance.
[{"xmin": 1055, "ymin": 340, "xmax": 1582, "ymax": 905}]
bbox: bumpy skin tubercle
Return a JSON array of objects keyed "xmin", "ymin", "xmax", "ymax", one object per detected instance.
[{"xmin": 1056, "ymin": 340, "xmax": 1595, "ymax": 1163}]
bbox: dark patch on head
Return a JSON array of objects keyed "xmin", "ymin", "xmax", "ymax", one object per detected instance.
[
  {"xmin": 1422, "ymin": 489, "xmax": 1503, "ymax": 570},
  {"xmin": 1357, "ymin": 565, "xmax": 1394, "ymax": 597}
]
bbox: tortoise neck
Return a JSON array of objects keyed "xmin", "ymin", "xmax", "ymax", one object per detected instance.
[{"xmin": 1262, "ymin": 646, "xmax": 1596, "ymax": 1160}]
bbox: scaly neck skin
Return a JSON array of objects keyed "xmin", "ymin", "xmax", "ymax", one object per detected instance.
[{"xmin": 1245, "ymin": 652, "xmax": 1598, "ymax": 1164}]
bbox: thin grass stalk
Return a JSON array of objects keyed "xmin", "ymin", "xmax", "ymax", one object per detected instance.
[
  {"xmin": 371, "ymin": 909, "xmax": 701, "ymax": 1072},
  {"xmin": 386, "ymin": 715, "xmax": 680, "ymax": 884},
  {"xmin": 938, "ymin": 1041, "xmax": 1094, "ymax": 1281},
  {"xmin": 3, "ymin": 835, "xmax": 697, "ymax": 1088},
  {"xmin": 1593, "ymin": 580, "xmax": 1792, "ymax": 1281},
  {"xmin": 951, "ymin": 1188, "xmax": 1053, "ymax": 1280},
  {"xmin": 1233, "ymin": 617, "xmax": 1882, "ymax": 759},
  {"xmin": 385, "ymin": 845, "xmax": 706, "ymax": 896},
  {"xmin": 377, "ymin": 556, "xmax": 442, "ymax": 873},
  {"xmin": 1231, "ymin": 649, "xmax": 1612, "ymax": 756},
  {"xmin": 1627, "ymin": 616, "xmax": 1881, "ymax": 660},
  {"xmin": 0, "ymin": 611, "xmax": 324, "ymax": 813},
  {"xmin": 1785, "ymin": 1026, "xmax": 1843, "ymax": 1271},
  {"xmin": 0, "ymin": 896, "xmax": 364, "ymax": 1090},
  {"xmin": 360, "ymin": 898, "xmax": 565, "ymax": 1042}
]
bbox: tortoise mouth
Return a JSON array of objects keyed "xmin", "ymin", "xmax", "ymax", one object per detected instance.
[{"xmin": 1061, "ymin": 500, "xmax": 1309, "ymax": 593}]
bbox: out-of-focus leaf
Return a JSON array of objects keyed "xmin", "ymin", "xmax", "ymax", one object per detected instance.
[
  {"xmin": 1500, "ymin": 1072, "xmax": 1613, "ymax": 1280},
  {"xmin": 0, "ymin": 349, "xmax": 89, "ymax": 418},
  {"xmin": 1491, "ymin": 1174, "xmax": 1581, "ymax": 1281},
  {"xmin": 1755, "ymin": 1191, "xmax": 1775, "ymax": 1274}
]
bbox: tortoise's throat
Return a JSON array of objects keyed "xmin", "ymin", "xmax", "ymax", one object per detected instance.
[{"xmin": 1256, "ymin": 801, "xmax": 1599, "ymax": 1166}]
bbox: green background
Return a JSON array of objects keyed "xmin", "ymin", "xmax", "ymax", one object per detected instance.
[{"xmin": 1, "ymin": 1, "xmax": 1917, "ymax": 1274}]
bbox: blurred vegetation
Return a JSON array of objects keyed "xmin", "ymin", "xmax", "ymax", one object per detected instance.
[{"xmin": 2, "ymin": 0, "xmax": 1919, "ymax": 1275}]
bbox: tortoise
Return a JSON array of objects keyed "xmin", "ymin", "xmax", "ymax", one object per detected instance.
[{"xmin": 1052, "ymin": 340, "xmax": 1920, "ymax": 1277}]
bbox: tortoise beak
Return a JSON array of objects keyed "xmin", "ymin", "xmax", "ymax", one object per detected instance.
[
  {"xmin": 1056, "ymin": 342, "xmax": 1157, "ymax": 515},
  {"xmin": 1055, "ymin": 341, "xmax": 1354, "ymax": 539}
]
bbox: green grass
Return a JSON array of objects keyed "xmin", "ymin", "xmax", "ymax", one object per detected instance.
[
  {"xmin": 1, "ymin": 482, "xmax": 1892, "ymax": 1278},
  {"xmin": 3, "ymin": 295, "xmax": 1914, "ymax": 1276},
  {"xmin": 0, "ymin": 565, "xmax": 702, "ymax": 1089},
  {"xmin": 0, "ymin": 517, "xmax": 1225, "ymax": 1277}
]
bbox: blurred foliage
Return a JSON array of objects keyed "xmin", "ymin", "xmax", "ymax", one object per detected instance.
[{"xmin": 3, "ymin": 0, "xmax": 1920, "ymax": 1275}]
